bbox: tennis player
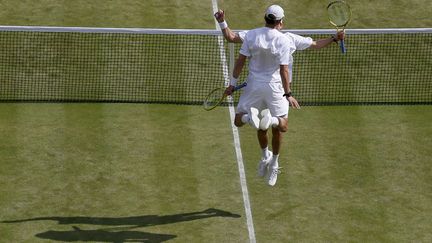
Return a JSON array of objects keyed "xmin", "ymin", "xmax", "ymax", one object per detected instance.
[
  {"xmin": 224, "ymin": 5, "xmax": 298, "ymax": 186},
  {"xmin": 217, "ymin": 6, "xmax": 345, "ymax": 187}
]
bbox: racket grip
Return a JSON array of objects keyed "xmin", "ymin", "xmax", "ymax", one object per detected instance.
[
  {"xmin": 340, "ymin": 39, "xmax": 346, "ymax": 54},
  {"xmin": 233, "ymin": 82, "xmax": 247, "ymax": 91}
]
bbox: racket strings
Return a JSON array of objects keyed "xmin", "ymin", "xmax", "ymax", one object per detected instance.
[
  {"xmin": 203, "ymin": 88, "xmax": 225, "ymax": 110},
  {"xmin": 328, "ymin": 2, "xmax": 351, "ymax": 27}
]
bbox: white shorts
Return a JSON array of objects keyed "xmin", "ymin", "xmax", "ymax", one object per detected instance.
[{"xmin": 237, "ymin": 81, "xmax": 289, "ymax": 118}]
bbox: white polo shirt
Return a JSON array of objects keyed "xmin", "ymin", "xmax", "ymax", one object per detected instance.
[
  {"xmin": 239, "ymin": 27, "xmax": 293, "ymax": 84},
  {"xmin": 239, "ymin": 30, "xmax": 313, "ymax": 82}
]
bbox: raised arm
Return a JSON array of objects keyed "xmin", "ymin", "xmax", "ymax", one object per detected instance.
[
  {"xmin": 214, "ymin": 10, "xmax": 244, "ymax": 43},
  {"xmin": 308, "ymin": 30, "xmax": 345, "ymax": 50}
]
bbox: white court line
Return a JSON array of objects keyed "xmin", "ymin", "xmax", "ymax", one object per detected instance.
[{"xmin": 211, "ymin": 1, "xmax": 256, "ymax": 243}]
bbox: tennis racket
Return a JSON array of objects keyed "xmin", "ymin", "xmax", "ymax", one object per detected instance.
[
  {"xmin": 327, "ymin": 0, "xmax": 351, "ymax": 53},
  {"xmin": 203, "ymin": 82, "xmax": 247, "ymax": 111}
]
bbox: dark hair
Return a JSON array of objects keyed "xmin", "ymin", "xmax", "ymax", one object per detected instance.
[{"xmin": 264, "ymin": 14, "xmax": 281, "ymax": 25}]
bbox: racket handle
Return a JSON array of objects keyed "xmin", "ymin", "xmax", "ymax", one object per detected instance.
[
  {"xmin": 233, "ymin": 82, "xmax": 247, "ymax": 91},
  {"xmin": 340, "ymin": 39, "xmax": 346, "ymax": 54}
]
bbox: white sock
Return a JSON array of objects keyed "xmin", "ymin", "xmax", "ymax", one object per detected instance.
[
  {"xmin": 241, "ymin": 114, "xmax": 250, "ymax": 124},
  {"xmin": 271, "ymin": 154, "xmax": 279, "ymax": 168},
  {"xmin": 262, "ymin": 147, "xmax": 269, "ymax": 158},
  {"xmin": 271, "ymin": 117, "xmax": 279, "ymax": 127}
]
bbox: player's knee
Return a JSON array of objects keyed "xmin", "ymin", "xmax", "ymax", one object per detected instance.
[
  {"xmin": 277, "ymin": 117, "xmax": 288, "ymax": 132},
  {"xmin": 234, "ymin": 120, "xmax": 244, "ymax": 127},
  {"xmin": 279, "ymin": 124, "xmax": 288, "ymax": 132},
  {"xmin": 234, "ymin": 115, "xmax": 244, "ymax": 127}
]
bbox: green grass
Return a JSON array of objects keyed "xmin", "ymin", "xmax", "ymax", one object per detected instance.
[
  {"xmin": 0, "ymin": 1, "xmax": 431, "ymax": 242},
  {"xmin": 1, "ymin": 104, "xmax": 431, "ymax": 242},
  {"xmin": 219, "ymin": 0, "xmax": 432, "ymax": 29},
  {"xmin": 241, "ymin": 106, "xmax": 432, "ymax": 242},
  {"xmin": 0, "ymin": 0, "xmax": 431, "ymax": 28},
  {"xmin": 0, "ymin": 104, "xmax": 248, "ymax": 242},
  {"xmin": 0, "ymin": 0, "xmax": 215, "ymax": 29}
]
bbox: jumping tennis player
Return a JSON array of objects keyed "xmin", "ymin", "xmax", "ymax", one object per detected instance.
[
  {"xmin": 217, "ymin": 5, "xmax": 345, "ymax": 186},
  {"xmin": 223, "ymin": 5, "xmax": 296, "ymax": 186}
]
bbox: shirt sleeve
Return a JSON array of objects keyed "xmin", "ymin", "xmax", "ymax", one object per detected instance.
[
  {"xmin": 239, "ymin": 32, "xmax": 251, "ymax": 57},
  {"xmin": 285, "ymin": 32, "xmax": 313, "ymax": 50},
  {"xmin": 238, "ymin": 30, "xmax": 248, "ymax": 41}
]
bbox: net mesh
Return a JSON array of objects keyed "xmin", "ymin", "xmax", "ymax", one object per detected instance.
[
  {"xmin": 290, "ymin": 32, "xmax": 432, "ymax": 105},
  {"xmin": 0, "ymin": 27, "xmax": 431, "ymax": 105},
  {"xmin": 0, "ymin": 29, "xmax": 226, "ymax": 104}
]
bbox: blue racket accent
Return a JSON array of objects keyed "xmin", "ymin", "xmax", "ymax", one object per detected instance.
[
  {"xmin": 340, "ymin": 39, "xmax": 346, "ymax": 54},
  {"xmin": 233, "ymin": 82, "xmax": 247, "ymax": 91}
]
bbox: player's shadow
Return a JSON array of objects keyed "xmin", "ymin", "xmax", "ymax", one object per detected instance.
[
  {"xmin": 2, "ymin": 208, "xmax": 240, "ymax": 242},
  {"xmin": 35, "ymin": 226, "xmax": 176, "ymax": 243}
]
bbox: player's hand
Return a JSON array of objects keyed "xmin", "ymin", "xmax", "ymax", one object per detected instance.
[
  {"xmin": 214, "ymin": 10, "xmax": 225, "ymax": 23},
  {"xmin": 224, "ymin": 85, "xmax": 234, "ymax": 96},
  {"xmin": 287, "ymin": 96, "xmax": 301, "ymax": 109},
  {"xmin": 335, "ymin": 30, "xmax": 345, "ymax": 41}
]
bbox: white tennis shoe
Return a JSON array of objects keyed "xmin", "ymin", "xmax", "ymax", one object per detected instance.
[
  {"xmin": 267, "ymin": 166, "xmax": 281, "ymax": 186},
  {"xmin": 257, "ymin": 150, "xmax": 273, "ymax": 177},
  {"xmin": 259, "ymin": 109, "xmax": 272, "ymax": 130},
  {"xmin": 249, "ymin": 107, "xmax": 260, "ymax": 130}
]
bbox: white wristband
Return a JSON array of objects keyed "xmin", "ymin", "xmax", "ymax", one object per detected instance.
[
  {"xmin": 219, "ymin": 21, "xmax": 228, "ymax": 30},
  {"xmin": 230, "ymin": 77, "xmax": 238, "ymax": 86}
]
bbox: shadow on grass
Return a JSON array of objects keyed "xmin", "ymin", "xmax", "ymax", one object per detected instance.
[
  {"xmin": 2, "ymin": 208, "xmax": 240, "ymax": 242},
  {"xmin": 35, "ymin": 226, "xmax": 176, "ymax": 243}
]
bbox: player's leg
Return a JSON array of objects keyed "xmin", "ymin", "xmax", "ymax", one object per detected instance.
[
  {"xmin": 274, "ymin": 116, "xmax": 288, "ymax": 132},
  {"xmin": 234, "ymin": 108, "xmax": 259, "ymax": 129},
  {"xmin": 267, "ymin": 116, "xmax": 288, "ymax": 185},
  {"xmin": 260, "ymin": 82, "xmax": 289, "ymax": 131},
  {"xmin": 257, "ymin": 129, "xmax": 268, "ymax": 149},
  {"xmin": 234, "ymin": 113, "xmax": 247, "ymax": 127},
  {"xmin": 235, "ymin": 83, "xmax": 262, "ymax": 129},
  {"xmin": 257, "ymin": 129, "xmax": 272, "ymax": 177},
  {"xmin": 265, "ymin": 82, "xmax": 289, "ymax": 186}
]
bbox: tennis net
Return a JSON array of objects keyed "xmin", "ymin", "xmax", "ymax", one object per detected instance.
[{"xmin": 0, "ymin": 26, "xmax": 430, "ymax": 105}]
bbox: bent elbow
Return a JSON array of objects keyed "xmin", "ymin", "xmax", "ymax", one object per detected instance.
[
  {"xmin": 225, "ymin": 35, "xmax": 237, "ymax": 43},
  {"xmin": 308, "ymin": 41, "xmax": 318, "ymax": 49}
]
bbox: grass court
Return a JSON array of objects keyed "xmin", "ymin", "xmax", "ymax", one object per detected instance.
[{"xmin": 0, "ymin": 0, "xmax": 431, "ymax": 242}]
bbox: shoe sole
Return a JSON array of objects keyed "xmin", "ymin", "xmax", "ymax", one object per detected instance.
[
  {"xmin": 268, "ymin": 174, "xmax": 277, "ymax": 186},
  {"xmin": 267, "ymin": 167, "xmax": 280, "ymax": 186},
  {"xmin": 259, "ymin": 109, "xmax": 272, "ymax": 130},
  {"xmin": 250, "ymin": 107, "xmax": 260, "ymax": 130}
]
